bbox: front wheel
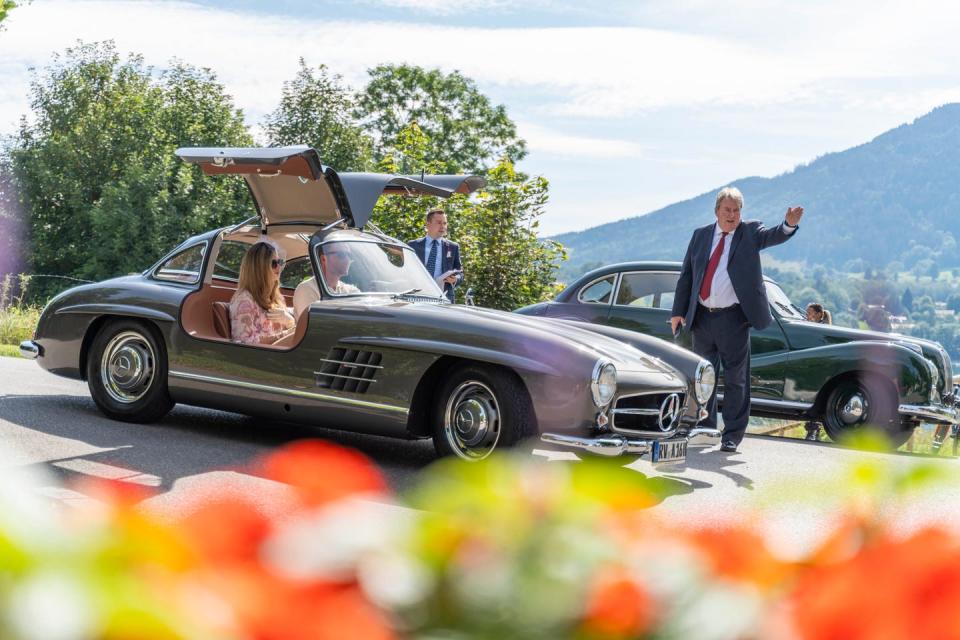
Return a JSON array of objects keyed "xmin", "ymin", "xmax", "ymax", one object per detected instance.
[
  {"xmin": 86, "ymin": 319, "xmax": 174, "ymax": 423},
  {"xmin": 432, "ymin": 364, "xmax": 535, "ymax": 461},
  {"xmin": 821, "ymin": 375, "xmax": 912, "ymax": 448}
]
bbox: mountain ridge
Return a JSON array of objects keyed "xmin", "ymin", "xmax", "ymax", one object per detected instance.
[{"xmin": 553, "ymin": 104, "xmax": 960, "ymax": 281}]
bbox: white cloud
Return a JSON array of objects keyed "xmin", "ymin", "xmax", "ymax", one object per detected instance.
[
  {"xmin": 3, "ymin": 0, "xmax": 960, "ymax": 132},
  {"xmin": 519, "ymin": 122, "xmax": 646, "ymax": 159}
]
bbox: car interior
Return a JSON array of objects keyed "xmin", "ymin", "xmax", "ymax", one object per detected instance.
[{"xmin": 179, "ymin": 224, "xmax": 319, "ymax": 350}]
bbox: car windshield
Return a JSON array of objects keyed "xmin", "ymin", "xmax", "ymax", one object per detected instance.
[
  {"xmin": 765, "ymin": 281, "xmax": 806, "ymax": 320},
  {"xmin": 317, "ymin": 240, "xmax": 445, "ymax": 298}
]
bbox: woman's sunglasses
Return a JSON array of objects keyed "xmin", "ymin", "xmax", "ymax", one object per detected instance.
[{"xmin": 271, "ymin": 258, "xmax": 286, "ymax": 269}]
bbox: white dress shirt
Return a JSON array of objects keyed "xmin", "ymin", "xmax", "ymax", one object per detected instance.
[{"xmin": 699, "ymin": 221, "xmax": 796, "ymax": 308}]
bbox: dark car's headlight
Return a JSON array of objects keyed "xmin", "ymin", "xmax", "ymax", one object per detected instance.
[
  {"xmin": 591, "ymin": 361, "xmax": 617, "ymax": 407},
  {"xmin": 695, "ymin": 361, "xmax": 715, "ymax": 406}
]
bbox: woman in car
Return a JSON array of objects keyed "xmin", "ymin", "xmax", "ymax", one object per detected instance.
[{"xmin": 230, "ymin": 242, "xmax": 296, "ymax": 345}]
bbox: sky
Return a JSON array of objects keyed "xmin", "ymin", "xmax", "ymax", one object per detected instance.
[{"xmin": 2, "ymin": 0, "xmax": 960, "ymax": 235}]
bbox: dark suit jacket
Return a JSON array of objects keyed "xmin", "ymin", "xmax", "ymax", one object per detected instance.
[
  {"xmin": 672, "ymin": 220, "xmax": 797, "ymax": 330},
  {"xmin": 408, "ymin": 236, "xmax": 463, "ymax": 302}
]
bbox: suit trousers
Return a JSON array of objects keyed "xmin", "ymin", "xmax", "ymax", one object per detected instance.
[{"xmin": 692, "ymin": 304, "xmax": 751, "ymax": 444}]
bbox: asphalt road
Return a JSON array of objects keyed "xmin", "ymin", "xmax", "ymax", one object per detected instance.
[{"xmin": 3, "ymin": 355, "xmax": 959, "ymax": 553}]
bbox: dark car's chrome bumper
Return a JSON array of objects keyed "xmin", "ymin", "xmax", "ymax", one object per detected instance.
[
  {"xmin": 540, "ymin": 427, "xmax": 721, "ymax": 458},
  {"xmin": 19, "ymin": 340, "xmax": 41, "ymax": 360},
  {"xmin": 899, "ymin": 402, "xmax": 959, "ymax": 425}
]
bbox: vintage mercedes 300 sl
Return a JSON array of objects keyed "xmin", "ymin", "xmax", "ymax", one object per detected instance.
[
  {"xmin": 21, "ymin": 146, "xmax": 718, "ymax": 463},
  {"xmin": 517, "ymin": 261, "xmax": 959, "ymax": 448}
]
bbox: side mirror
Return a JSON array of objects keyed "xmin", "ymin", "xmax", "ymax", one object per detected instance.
[{"xmin": 464, "ymin": 287, "xmax": 475, "ymax": 307}]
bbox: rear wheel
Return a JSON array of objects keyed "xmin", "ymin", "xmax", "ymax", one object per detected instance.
[
  {"xmin": 86, "ymin": 319, "xmax": 174, "ymax": 423},
  {"xmin": 432, "ymin": 364, "xmax": 535, "ymax": 461},
  {"xmin": 821, "ymin": 375, "xmax": 912, "ymax": 448}
]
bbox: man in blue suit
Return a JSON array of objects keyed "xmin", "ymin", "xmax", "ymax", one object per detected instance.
[
  {"xmin": 670, "ymin": 187, "xmax": 804, "ymax": 452},
  {"xmin": 408, "ymin": 209, "xmax": 463, "ymax": 302}
]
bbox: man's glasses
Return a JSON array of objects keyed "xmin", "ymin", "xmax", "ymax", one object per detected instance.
[
  {"xmin": 326, "ymin": 251, "xmax": 349, "ymax": 259},
  {"xmin": 271, "ymin": 258, "xmax": 286, "ymax": 269}
]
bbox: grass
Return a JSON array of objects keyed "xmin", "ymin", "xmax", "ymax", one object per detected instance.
[
  {"xmin": 0, "ymin": 306, "xmax": 40, "ymax": 358},
  {"xmin": 0, "ymin": 343, "xmax": 20, "ymax": 358}
]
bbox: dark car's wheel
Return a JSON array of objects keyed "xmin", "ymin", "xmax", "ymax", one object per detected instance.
[
  {"xmin": 821, "ymin": 375, "xmax": 912, "ymax": 448},
  {"xmin": 86, "ymin": 319, "xmax": 174, "ymax": 423},
  {"xmin": 432, "ymin": 364, "xmax": 535, "ymax": 461}
]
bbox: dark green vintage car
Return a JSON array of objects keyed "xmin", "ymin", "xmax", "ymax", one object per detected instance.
[
  {"xmin": 517, "ymin": 261, "xmax": 959, "ymax": 447},
  {"xmin": 21, "ymin": 147, "xmax": 720, "ymax": 463}
]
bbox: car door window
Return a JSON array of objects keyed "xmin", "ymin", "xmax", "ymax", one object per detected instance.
[
  {"xmin": 212, "ymin": 240, "xmax": 249, "ymax": 283},
  {"xmin": 154, "ymin": 243, "xmax": 206, "ymax": 284},
  {"xmin": 578, "ymin": 275, "xmax": 616, "ymax": 304},
  {"xmin": 615, "ymin": 272, "xmax": 679, "ymax": 310},
  {"xmin": 280, "ymin": 256, "xmax": 313, "ymax": 289}
]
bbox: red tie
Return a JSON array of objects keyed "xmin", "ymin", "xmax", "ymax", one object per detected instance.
[{"xmin": 699, "ymin": 232, "xmax": 728, "ymax": 301}]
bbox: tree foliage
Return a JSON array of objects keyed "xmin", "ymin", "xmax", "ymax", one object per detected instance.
[
  {"xmin": 372, "ymin": 124, "xmax": 564, "ymax": 309},
  {"xmin": 9, "ymin": 42, "xmax": 253, "ymax": 300},
  {"xmin": 357, "ymin": 64, "xmax": 526, "ymax": 173},
  {"xmin": 0, "ymin": 1, "xmax": 15, "ymax": 27},
  {"xmin": 261, "ymin": 59, "xmax": 373, "ymax": 171}
]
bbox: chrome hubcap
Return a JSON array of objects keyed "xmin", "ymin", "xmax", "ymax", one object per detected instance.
[
  {"xmin": 444, "ymin": 381, "xmax": 500, "ymax": 460},
  {"xmin": 839, "ymin": 392, "xmax": 867, "ymax": 425},
  {"xmin": 100, "ymin": 331, "xmax": 156, "ymax": 404}
]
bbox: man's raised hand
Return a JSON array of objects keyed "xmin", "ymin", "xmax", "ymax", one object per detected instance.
[{"xmin": 785, "ymin": 206, "xmax": 804, "ymax": 226}]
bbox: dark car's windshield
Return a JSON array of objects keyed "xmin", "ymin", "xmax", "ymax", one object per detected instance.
[
  {"xmin": 316, "ymin": 240, "xmax": 445, "ymax": 297},
  {"xmin": 765, "ymin": 281, "xmax": 806, "ymax": 320}
]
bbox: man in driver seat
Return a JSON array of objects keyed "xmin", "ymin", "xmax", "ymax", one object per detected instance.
[{"xmin": 293, "ymin": 245, "xmax": 360, "ymax": 317}]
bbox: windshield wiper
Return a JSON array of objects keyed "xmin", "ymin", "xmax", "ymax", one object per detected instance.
[
  {"xmin": 392, "ymin": 288, "xmax": 423, "ymax": 299},
  {"xmin": 774, "ymin": 301, "xmax": 801, "ymax": 317}
]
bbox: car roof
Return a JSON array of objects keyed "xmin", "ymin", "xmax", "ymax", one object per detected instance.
[{"xmin": 557, "ymin": 260, "xmax": 779, "ymax": 302}]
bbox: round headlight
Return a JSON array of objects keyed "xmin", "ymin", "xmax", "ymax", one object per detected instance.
[
  {"xmin": 591, "ymin": 362, "xmax": 617, "ymax": 407},
  {"xmin": 695, "ymin": 361, "xmax": 715, "ymax": 406}
]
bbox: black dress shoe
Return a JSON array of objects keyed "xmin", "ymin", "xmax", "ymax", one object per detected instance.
[{"xmin": 720, "ymin": 441, "xmax": 738, "ymax": 452}]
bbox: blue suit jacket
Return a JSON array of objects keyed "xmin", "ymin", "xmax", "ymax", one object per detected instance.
[
  {"xmin": 408, "ymin": 236, "xmax": 463, "ymax": 302},
  {"xmin": 671, "ymin": 220, "xmax": 796, "ymax": 330}
]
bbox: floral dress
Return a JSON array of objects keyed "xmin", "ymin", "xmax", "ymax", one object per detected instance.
[{"xmin": 229, "ymin": 289, "xmax": 295, "ymax": 345}]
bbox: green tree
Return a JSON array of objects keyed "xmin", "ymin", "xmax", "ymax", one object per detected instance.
[
  {"xmin": 10, "ymin": 42, "xmax": 253, "ymax": 300},
  {"xmin": 371, "ymin": 124, "xmax": 564, "ymax": 309},
  {"xmin": 902, "ymin": 287, "xmax": 914, "ymax": 312},
  {"xmin": 0, "ymin": 1, "xmax": 16, "ymax": 27},
  {"xmin": 357, "ymin": 65, "xmax": 526, "ymax": 173},
  {"xmin": 261, "ymin": 59, "xmax": 373, "ymax": 171}
]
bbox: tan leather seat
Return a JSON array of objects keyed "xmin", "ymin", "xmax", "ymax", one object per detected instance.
[{"xmin": 212, "ymin": 301, "xmax": 232, "ymax": 339}]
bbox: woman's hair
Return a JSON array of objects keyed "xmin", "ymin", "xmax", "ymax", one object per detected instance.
[
  {"xmin": 237, "ymin": 242, "xmax": 284, "ymax": 310},
  {"xmin": 806, "ymin": 302, "xmax": 832, "ymax": 324}
]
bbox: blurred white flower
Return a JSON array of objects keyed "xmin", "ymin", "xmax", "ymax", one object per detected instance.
[
  {"xmin": 7, "ymin": 570, "xmax": 97, "ymax": 640},
  {"xmin": 262, "ymin": 497, "xmax": 407, "ymax": 581}
]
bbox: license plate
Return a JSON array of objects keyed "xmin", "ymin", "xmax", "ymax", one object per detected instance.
[{"xmin": 651, "ymin": 438, "xmax": 687, "ymax": 464}]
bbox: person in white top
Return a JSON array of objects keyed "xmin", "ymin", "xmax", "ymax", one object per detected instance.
[
  {"xmin": 670, "ymin": 186, "xmax": 803, "ymax": 452},
  {"xmin": 293, "ymin": 244, "xmax": 360, "ymax": 317}
]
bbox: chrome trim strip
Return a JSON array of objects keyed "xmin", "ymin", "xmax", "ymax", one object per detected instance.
[
  {"xmin": 319, "ymin": 358, "xmax": 384, "ymax": 370},
  {"xmin": 314, "ymin": 371, "xmax": 378, "ymax": 383},
  {"xmin": 899, "ymin": 403, "xmax": 959, "ymax": 424},
  {"xmin": 611, "ymin": 408, "xmax": 660, "ymax": 416},
  {"xmin": 19, "ymin": 340, "xmax": 40, "ymax": 360},
  {"xmin": 168, "ymin": 370, "xmax": 407, "ymax": 414},
  {"xmin": 718, "ymin": 394, "xmax": 814, "ymax": 412}
]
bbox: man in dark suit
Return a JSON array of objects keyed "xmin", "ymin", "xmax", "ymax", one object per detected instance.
[
  {"xmin": 670, "ymin": 187, "xmax": 803, "ymax": 452},
  {"xmin": 408, "ymin": 209, "xmax": 463, "ymax": 302}
]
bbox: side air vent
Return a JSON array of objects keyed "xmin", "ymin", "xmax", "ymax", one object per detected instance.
[{"xmin": 314, "ymin": 348, "xmax": 382, "ymax": 394}]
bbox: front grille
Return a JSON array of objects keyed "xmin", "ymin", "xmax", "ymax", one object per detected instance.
[
  {"xmin": 611, "ymin": 391, "xmax": 686, "ymax": 434},
  {"xmin": 314, "ymin": 348, "xmax": 382, "ymax": 394}
]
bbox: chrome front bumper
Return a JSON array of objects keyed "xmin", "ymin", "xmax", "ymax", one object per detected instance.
[
  {"xmin": 899, "ymin": 402, "xmax": 959, "ymax": 425},
  {"xmin": 540, "ymin": 427, "xmax": 721, "ymax": 458},
  {"xmin": 19, "ymin": 340, "xmax": 41, "ymax": 360}
]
